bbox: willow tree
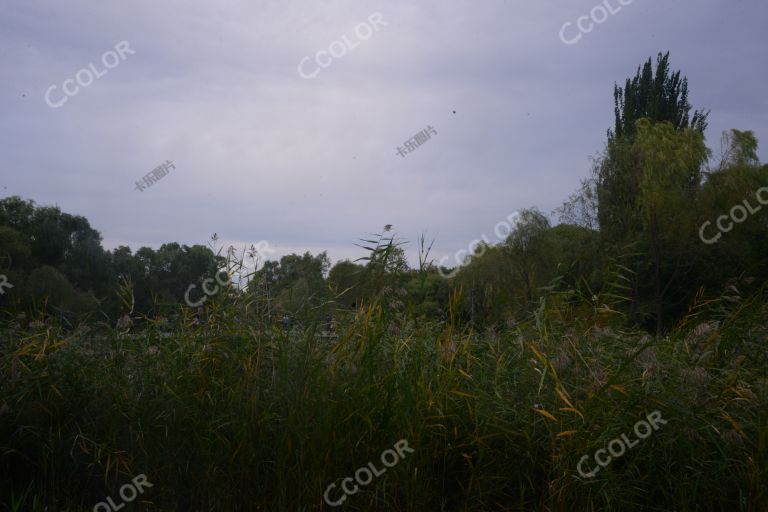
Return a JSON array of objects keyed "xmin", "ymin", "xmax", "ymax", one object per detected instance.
[
  {"xmin": 633, "ymin": 119, "xmax": 709, "ymax": 334},
  {"xmin": 598, "ymin": 52, "xmax": 709, "ymax": 243},
  {"xmin": 504, "ymin": 208, "xmax": 552, "ymax": 304},
  {"xmin": 595, "ymin": 53, "xmax": 710, "ymax": 329}
]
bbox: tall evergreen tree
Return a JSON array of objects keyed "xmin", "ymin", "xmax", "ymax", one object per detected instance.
[
  {"xmin": 596, "ymin": 53, "xmax": 710, "ymax": 330},
  {"xmin": 609, "ymin": 52, "xmax": 709, "ymax": 141},
  {"xmin": 598, "ymin": 52, "xmax": 710, "ymax": 240}
]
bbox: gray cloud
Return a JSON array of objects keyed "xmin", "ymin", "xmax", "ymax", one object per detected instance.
[{"xmin": 1, "ymin": 0, "xmax": 766, "ymax": 266}]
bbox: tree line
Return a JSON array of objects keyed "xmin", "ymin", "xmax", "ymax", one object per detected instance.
[{"xmin": 1, "ymin": 52, "xmax": 766, "ymax": 333}]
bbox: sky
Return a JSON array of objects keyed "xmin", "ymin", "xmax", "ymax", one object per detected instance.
[{"xmin": 1, "ymin": 0, "xmax": 766, "ymax": 269}]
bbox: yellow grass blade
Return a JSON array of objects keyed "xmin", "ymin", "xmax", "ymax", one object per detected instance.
[
  {"xmin": 555, "ymin": 386, "xmax": 574, "ymax": 408},
  {"xmin": 534, "ymin": 408, "xmax": 558, "ymax": 422},
  {"xmin": 559, "ymin": 407, "xmax": 585, "ymax": 421}
]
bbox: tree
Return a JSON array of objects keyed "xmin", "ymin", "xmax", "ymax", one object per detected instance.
[
  {"xmin": 504, "ymin": 208, "xmax": 552, "ymax": 304},
  {"xmin": 632, "ymin": 119, "xmax": 709, "ymax": 334},
  {"xmin": 715, "ymin": 129, "xmax": 760, "ymax": 171},
  {"xmin": 25, "ymin": 265, "xmax": 99, "ymax": 320},
  {"xmin": 0, "ymin": 226, "xmax": 31, "ymax": 271},
  {"xmin": 250, "ymin": 252, "xmax": 331, "ymax": 318},
  {"xmin": 556, "ymin": 172, "xmax": 599, "ymax": 231},
  {"xmin": 453, "ymin": 245, "xmax": 521, "ymax": 325},
  {"xmin": 57, "ymin": 215, "xmax": 112, "ymax": 297},
  {"xmin": 599, "ymin": 52, "xmax": 710, "ymax": 241},
  {"xmin": 594, "ymin": 54, "xmax": 711, "ymax": 328},
  {"xmin": 0, "ymin": 196, "xmax": 35, "ymax": 238},
  {"xmin": 697, "ymin": 132, "xmax": 768, "ymax": 288},
  {"xmin": 609, "ymin": 52, "xmax": 708, "ymax": 141},
  {"xmin": 544, "ymin": 223, "xmax": 601, "ymax": 293},
  {"xmin": 328, "ymin": 260, "xmax": 366, "ymax": 309},
  {"xmin": 405, "ymin": 272, "xmax": 451, "ymax": 319},
  {"xmin": 111, "ymin": 246, "xmax": 138, "ymax": 282}
]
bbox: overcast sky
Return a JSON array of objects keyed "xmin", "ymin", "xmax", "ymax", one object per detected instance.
[{"xmin": 1, "ymin": 0, "xmax": 766, "ymax": 268}]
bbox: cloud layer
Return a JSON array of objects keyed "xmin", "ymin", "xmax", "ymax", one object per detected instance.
[{"xmin": 2, "ymin": 0, "xmax": 766, "ymax": 266}]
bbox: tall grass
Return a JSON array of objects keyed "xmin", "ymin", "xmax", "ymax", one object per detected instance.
[{"xmin": 1, "ymin": 279, "xmax": 766, "ymax": 510}]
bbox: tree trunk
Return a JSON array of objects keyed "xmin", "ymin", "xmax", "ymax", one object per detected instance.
[{"xmin": 651, "ymin": 213, "xmax": 664, "ymax": 336}]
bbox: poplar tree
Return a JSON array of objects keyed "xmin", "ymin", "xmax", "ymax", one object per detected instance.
[{"xmin": 596, "ymin": 53, "xmax": 710, "ymax": 330}]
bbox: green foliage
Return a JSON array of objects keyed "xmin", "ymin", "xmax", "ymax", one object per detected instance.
[
  {"xmin": 1, "ymin": 49, "xmax": 767, "ymax": 510},
  {"xmin": 632, "ymin": 120, "xmax": 710, "ymax": 332},
  {"xmin": 0, "ymin": 226, "xmax": 31, "ymax": 269},
  {"xmin": 504, "ymin": 208, "xmax": 552, "ymax": 302},
  {"xmin": 610, "ymin": 51, "xmax": 709, "ymax": 141},
  {"xmin": 25, "ymin": 265, "xmax": 99, "ymax": 319},
  {"xmin": 600, "ymin": 52, "xmax": 710, "ymax": 243},
  {"xmin": 249, "ymin": 251, "xmax": 331, "ymax": 320},
  {"xmin": 328, "ymin": 259, "xmax": 366, "ymax": 309},
  {"xmin": 696, "ymin": 142, "xmax": 768, "ymax": 288},
  {"xmin": 1, "ymin": 279, "xmax": 766, "ymax": 510},
  {"xmin": 556, "ymin": 174, "xmax": 599, "ymax": 230},
  {"xmin": 717, "ymin": 129, "xmax": 760, "ymax": 169}
]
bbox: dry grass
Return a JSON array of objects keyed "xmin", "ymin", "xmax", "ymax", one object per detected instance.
[{"xmin": 1, "ymin": 285, "xmax": 766, "ymax": 511}]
